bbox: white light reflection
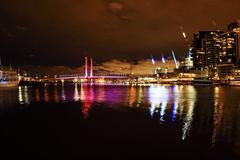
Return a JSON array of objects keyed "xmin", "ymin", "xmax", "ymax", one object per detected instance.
[
  {"xmin": 18, "ymin": 86, "xmax": 24, "ymax": 104},
  {"xmin": 24, "ymin": 86, "xmax": 30, "ymax": 104},
  {"xmin": 74, "ymin": 83, "xmax": 80, "ymax": 101},
  {"xmin": 214, "ymin": 87, "xmax": 220, "ymax": 106},
  {"xmin": 61, "ymin": 86, "xmax": 66, "ymax": 101},
  {"xmin": 136, "ymin": 86, "xmax": 143, "ymax": 107},
  {"xmin": 171, "ymin": 86, "xmax": 180, "ymax": 122},
  {"xmin": 211, "ymin": 87, "xmax": 223, "ymax": 147},
  {"xmin": 182, "ymin": 86, "xmax": 196, "ymax": 140},
  {"xmin": 18, "ymin": 86, "xmax": 30, "ymax": 104},
  {"xmin": 148, "ymin": 85, "xmax": 169, "ymax": 122}
]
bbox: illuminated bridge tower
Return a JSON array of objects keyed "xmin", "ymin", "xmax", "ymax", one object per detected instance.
[
  {"xmin": 84, "ymin": 57, "xmax": 93, "ymax": 79},
  {"xmin": 85, "ymin": 57, "xmax": 88, "ymax": 78},
  {"xmin": 90, "ymin": 58, "xmax": 93, "ymax": 78}
]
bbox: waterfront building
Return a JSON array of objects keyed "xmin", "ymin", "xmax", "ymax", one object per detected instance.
[
  {"xmin": 179, "ymin": 54, "xmax": 194, "ymax": 70},
  {"xmin": 0, "ymin": 66, "xmax": 19, "ymax": 87},
  {"xmin": 191, "ymin": 22, "xmax": 240, "ymax": 75},
  {"xmin": 192, "ymin": 31, "xmax": 222, "ymax": 70},
  {"xmin": 218, "ymin": 22, "xmax": 240, "ymax": 66}
]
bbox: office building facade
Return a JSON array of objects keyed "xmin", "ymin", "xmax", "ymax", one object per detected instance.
[{"xmin": 192, "ymin": 22, "xmax": 240, "ymax": 70}]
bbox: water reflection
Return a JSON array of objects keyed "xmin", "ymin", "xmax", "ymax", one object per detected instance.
[
  {"xmin": 212, "ymin": 87, "xmax": 240, "ymax": 155},
  {"xmin": 95, "ymin": 86, "xmax": 105, "ymax": 102},
  {"xmin": 148, "ymin": 85, "xmax": 169, "ymax": 122},
  {"xmin": 136, "ymin": 86, "xmax": 143, "ymax": 107},
  {"xmin": 211, "ymin": 87, "xmax": 224, "ymax": 147},
  {"xmin": 128, "ymin": 86, "xmax": 137, "ymax": 107},
  {"xmin": 53, "ymin": 86, "xmax": 59, "ymax": 103},
  {"xmin": 2, "ymin": 84, "xmax": 240, "ymax": 151},
  {"xmin": 181, "ymin": 86, "xmax": 196, "ymax": 140},
  {"xmin": 80, "ymin": 85, "xmax": 94, "ymax": 119},
  {"xmin": 171, "ymin": 85, "xmax": 180, "ymax": 122},
  {"xmin": 15, "ymin": 85, "xmax": 197, "ymax": 140},
  {"xmin": 44, "ymin": 86, "xmax": 49, "ymax": 102},
  {"xmin": 147, "ymin": 85, "xmax": 196, "ymax": 140},
  {"xmin": 74, "ymin": 83, "xmax": 80, "ymax": 101},
  {"xmin": 61, "ymin": 86, "xmax": 66, "ymax": 101},
  {"xmin": 18, "ymin": 86, "xmax": 30, "ymax": 104},
  {"xmin": 18, "ymin": 86, "xmax": 23, "ymax": 104},
  {"xmin": 35, "ymin": 89, "xmax": 40, "ymax": 102}
]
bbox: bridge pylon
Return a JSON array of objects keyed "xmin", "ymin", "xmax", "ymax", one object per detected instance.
[{"xmin": 85, "ymin": 57, "xmax": 93, "ymax": 79}]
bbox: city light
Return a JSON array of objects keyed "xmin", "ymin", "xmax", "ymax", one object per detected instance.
[
  {"xmin": 182, "ymin": 32, "xmax": 187, "ymax": 38},
  {"xmin": 151, "ymin": 57, "xmax": 155, "ymax": 65},
  {"xmin": 148, "ymin": 85, "xmax": 169, "ymax": 122}
]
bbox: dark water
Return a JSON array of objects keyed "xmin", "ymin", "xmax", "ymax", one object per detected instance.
[{"xmin": 1, "ymin": 84, "xmax": 240, "ymax": 159}]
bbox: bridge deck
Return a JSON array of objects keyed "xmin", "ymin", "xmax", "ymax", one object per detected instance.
[{"xmin": 57, "ymin": 75, "xmax": 129, "ymax": 80}]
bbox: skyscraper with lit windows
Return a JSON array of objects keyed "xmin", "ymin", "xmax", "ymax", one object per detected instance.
[{"xmin": 191, "ymin": 22, "xmax": 240, "ymax": 70}]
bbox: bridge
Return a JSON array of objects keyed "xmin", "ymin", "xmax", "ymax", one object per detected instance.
[
  {"xmin": 57, "ymin": 73, "xmax": 130, "ymax": 80},
  {"xmin": 40, "ymin": 57, "xmax": 183, "ymax": 83},
  {"xmin": 55, "ymin": 57, "xmax": 131, "ymax": 81}
]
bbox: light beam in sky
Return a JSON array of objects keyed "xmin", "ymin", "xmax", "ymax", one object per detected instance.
[{"xmin": 151, "ymin": 56, "xmax": 155, "ymax": 65}]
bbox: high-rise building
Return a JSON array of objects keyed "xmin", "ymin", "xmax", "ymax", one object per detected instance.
[
  {"xmin": 218, "ymin": 22, "xmax": 240, "ymax": 66},
  {"xmin": 192, "ymin": 31, "xmax": 222, "ymax": 70},
  {"xmin": 191, "ymin": 22, "xmax": 240, "ymax": 70},
  {"xmin": 179, "ymin": 53, "xmax": 193, "ymax": 70}
]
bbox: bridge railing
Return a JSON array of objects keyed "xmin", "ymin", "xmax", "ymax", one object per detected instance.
[
  {"xmin": 93, "ymin": 73, "xmax": 130, "ymax": 76},
  {"xmin": 58, "ymin": 73, "xmax": 154, "ymax": 79},
  {"xmin": 58, "ymin": 74, "xmax": 84, "ymax": 78},
  {"xmin": 59, "ymin": 73, "xmax": 130, "ymax": 78}
]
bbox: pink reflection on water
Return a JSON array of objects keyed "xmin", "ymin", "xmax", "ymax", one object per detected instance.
[
  {"xmin": 128, "ymin": 86, "xmax": 137, "ymax": 107},
  {"xmin": 54, "ymin": 86, "xmax": 59, "ymax": 103},
  {"xmin": 95, "ymin": 86, "xmax": 105, "ymax": 103},
  {"xmin": 35, "ymin": 88, "xmax": 41, "ymax": 102},
  {"xmin": 80, "ymin": 84, "xmax": 94, "ymax": 119},
  {"xmin": 44, "ymin": 86, "xmax": 49, "ymax": 102}
]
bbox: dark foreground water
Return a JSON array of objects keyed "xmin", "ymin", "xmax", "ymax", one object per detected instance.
[{"xmin": 1, "ymin": 84, "xmax": 240, "ymax": 159}]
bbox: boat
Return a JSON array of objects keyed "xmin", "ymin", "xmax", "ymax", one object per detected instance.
[
  {"xmin": 192, "ymin": 77, "xmax": 213, "ymax": 86},
  {"xmin": 229, "ymin": 77, "xmax": 240, "ymax": 86},
  {"xmin": 0, "ymin": 67, "xmax": 20, "ymax": 88}
]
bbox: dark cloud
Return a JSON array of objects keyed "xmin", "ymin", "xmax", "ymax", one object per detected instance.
[
  {"xmin": 0, "ymin": 0, "xmax": 239, "ymax": 67},
  {"xmin": 21, "ymin": 59, "xmax": 176, "ymax": 75},
  {"xmin": 20, "ymin": 65, "xmax": 85, "ymax": 75}
]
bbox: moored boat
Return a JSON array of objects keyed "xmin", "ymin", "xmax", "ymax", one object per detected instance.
[
  {"xmin": 192, "ymin": 77, "xmax": 213, "ymax": 86},
  {"xmin": 0, "ymin": 67, "xmax": 20, "ymax": 88},
  {"xmin": 229, "ymin": 77, "xmax": 240, "ymax": 86}
]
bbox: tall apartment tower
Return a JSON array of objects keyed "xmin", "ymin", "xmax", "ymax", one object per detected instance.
[
  {"xmin": 192, "ymin": 31, "xmax": 222, "ymax": 70},
  {"xmin": 191, "ymin": 22, "xmax": 240, "ymax": 70},
  {"xmin": 218, "ymin": 22, "xmax": 240, "ymax": 66}
]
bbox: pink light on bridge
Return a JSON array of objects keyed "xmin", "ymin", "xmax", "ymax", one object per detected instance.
[
  {"xmin": 85, "ymin": 57, "xmax": 88, "ymax": 78},
  {"xmin": 90, "ymin": 58, "xmax": 93, "ymax": 78},
  {"xmin": 85, "ymin": 57, "xmax": 93, "ymax": 79}
]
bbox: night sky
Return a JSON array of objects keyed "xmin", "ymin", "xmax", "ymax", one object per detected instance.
[{"xmin": 0, "ymin": 0, "xmax": 239, "ymax": 67}]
